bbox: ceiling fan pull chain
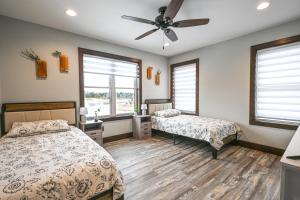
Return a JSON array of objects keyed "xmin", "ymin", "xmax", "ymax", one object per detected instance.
[{"xmin": 162, "ymin": 31, "xmax": 165, "ymax": 50}]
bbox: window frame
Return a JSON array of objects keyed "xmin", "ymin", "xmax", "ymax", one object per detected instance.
[
  {"xmin": 170, "ymin": 58, "xmax": 199, "ymax": 115},
  {"xmin": 250, "ymin": 35, "xmax": 300, "ymax": 130},
  {"xmin": 79, "ymin": 48, "xmax": 142, "ymax": 122}
]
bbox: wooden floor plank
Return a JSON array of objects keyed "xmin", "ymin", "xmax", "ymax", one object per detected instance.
[{"xmin": 104, "ymin": 136, "xmax": 280, "ymax": 200}]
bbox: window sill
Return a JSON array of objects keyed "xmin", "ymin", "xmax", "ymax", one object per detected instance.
[
  {"xmin": 99, "ymin": 115, "xmax": 133, "ymax": 122},
  {"xmin": 249, "ymin": 119, "xmax": 298, "ymax": 130},
  {"xmin": 180, "ymin": 111, "xmax": 198, "ymax": 116},
  {"xmin": 179, "ymin": 111, "xmax": 199, "ymax": 116}
]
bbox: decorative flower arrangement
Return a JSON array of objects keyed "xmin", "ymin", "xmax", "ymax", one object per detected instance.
[
  {"xmin": 94, "ymin": 108, "xmax": 101, "ymax": 122},
  {"xmin": 21, "ymin": 49, "xmax": 40, "ymax": 61},
  {"xmin": 134, "ymin": 105, "xmax": 139, "ymax": 116},
  {"xmin": 155, "ymin": 69, "xmax": 161, "ymax": 85},
  {"xmin": 21, "ymin": 49, "xmax": 47, "ymax": 78},
  {"xmin": 52, "ymin": 50, "xmax": 69, "ymax": 73}
]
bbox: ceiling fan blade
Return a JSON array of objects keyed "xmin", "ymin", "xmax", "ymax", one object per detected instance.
[
  {"xmin": 164, "ymin": 28, "xmax": 178, "ymax": 42},
  {"xmin": 135, "ymin": 28, "xmax": 159, "ymax": 40},
  {"xmin": 122, "ymin": 15, "xmax": 156, "ymax": 25},
  {"xmin": 164, "ymin": 0, "xmax": 184, "ymax": 20},
  {"xmin": 173, "ymin": 18, "xmax": 209, "ymax": 28}
]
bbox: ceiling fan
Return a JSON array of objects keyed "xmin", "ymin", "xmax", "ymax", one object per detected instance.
[{"xmin": 121, "ymin": 0, "xmax": 209, "ymax": 42}]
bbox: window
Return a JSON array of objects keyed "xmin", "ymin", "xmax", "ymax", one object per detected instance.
[
  {"xmin": 171, "ymin": 59, "xmax": 199, "ymax": 115},
  {"xmin": 250, "ymin": 35, "xmax": 300, "ymax": 130},
  {"xmin": 79, "ymin": 48, "xmax": 142, "ymax": 121}
]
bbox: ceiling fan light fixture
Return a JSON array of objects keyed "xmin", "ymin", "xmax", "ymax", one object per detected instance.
[
  {"xmin": 257, "ymin": 2, "xmax": 270, "ymax": 10},
  {"xmin": 163, "ymin": 43, "xmax": 170, "ymax": 47},
  {"xmin": 65, "ymin": 9, "xmax": 77, "ymax": 16}
]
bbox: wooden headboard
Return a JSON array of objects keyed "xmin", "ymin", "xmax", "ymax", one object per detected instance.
[
  {"xmin": 145, "ymin": 99, "xmax": 172, "ymax": 115},
  {"xmin": 1, "ymin": 101, "xmax": 77, "ymax": 134}
]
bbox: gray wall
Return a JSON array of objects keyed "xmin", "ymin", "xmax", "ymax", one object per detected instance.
[
  {"xmin": 0, "ymin": 16, "xmax": 169, "ymax": 137},
  {"xmin": 0, "ymin": 65, "xmax": 2, "ymax": 129},
  {"xmin": 169, "ymin": 19, "xmax": 300, "ymax": 149},
  {"xmin": 0, "ymin": 67, "xmax": 2, "ymax": 105},
  {"xmin": 1, "ymin": 14, "xmax": 300, "ymax": 148}
]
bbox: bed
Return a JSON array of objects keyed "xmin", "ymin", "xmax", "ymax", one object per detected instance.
[
  {"xmin": 0, "ymin": 102, "xmax": 124, "ymax": 200},
  {"xmin": 145, "ymin": 99, "xmax": 241, "ymax": 159}
]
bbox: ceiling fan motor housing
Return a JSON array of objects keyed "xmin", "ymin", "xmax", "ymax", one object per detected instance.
[
  {"xmin": 158, "ymin": 6, "xmax": 167, "ymax": 14},
  {"xmin": 156, "ymin": 6, "xmax": 173, "ymax": 29}
]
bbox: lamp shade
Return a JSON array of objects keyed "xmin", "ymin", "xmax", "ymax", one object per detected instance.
[
  {"xmin": 141, "ymin": 104, "xmax": 147, "ymax": 110},
  {"xmin": 80, "ymin": 107, "xmax": 88, "ymax": 115}
]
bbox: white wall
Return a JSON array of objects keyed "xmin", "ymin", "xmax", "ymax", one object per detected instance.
[
  {"xmin": 0, "ymin": 16, "xmax": 169, "ymax": 137},
  {"xmin": 169, "ymin": 19, "xmax": 300, "ymax": 149}
]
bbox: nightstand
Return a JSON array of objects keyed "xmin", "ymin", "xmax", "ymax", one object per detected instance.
[
  {"xmin": 79, "ymin": 120, "xmax": 103, "ymax": 146},
  {"xmin": 133, "ymin": 115, "xmax": 152, "ymax": 139}
]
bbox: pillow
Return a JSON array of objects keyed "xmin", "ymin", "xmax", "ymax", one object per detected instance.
[
  {"xmin": 154, "ymin": 109, "xmax": 181, "ymax": 118},
  {"xmin": 38, "ymin": 120, "xmax": 70, "ymax": 133},
  {"xmin": 7, "ymin": 121, "xmax": 39, "ymax": 138},
  {"xmin": 6, "ymin": 120, "xmax": 70, "ymax": 138}
]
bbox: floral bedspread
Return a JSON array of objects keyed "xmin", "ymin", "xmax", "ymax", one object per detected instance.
[
  {"xmin": 0, "ymin": 127, "xmax": 124, "ymax": 200},
  {"xmin": 152, "ymin": 115, "xmax": 240, "ymax": 150}
]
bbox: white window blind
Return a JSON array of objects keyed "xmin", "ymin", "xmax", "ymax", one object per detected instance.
[
  {"xmin": 83, "ymin": 54, "xmax": 139, "ymax": 117},
  {"xmin": 173, "ymin": 64, "xmax": 196, "ymax": 113},
  {"xmin": 83, "ymin": 55, "xmax": 139, "ymax": 78},
  {"xmin": 255, "ymin": 41, "xmax": 300, "ymax": 125}
]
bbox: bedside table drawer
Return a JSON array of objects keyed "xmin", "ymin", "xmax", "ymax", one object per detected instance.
[
  {"xmin": 142, "ymin": 125, "xmax": 150, "ymax": 131},
  {"xmin": 142, "ymin": 128, "xmax": 151, "ymax": 135},
  {"xmin": 90, "ymin": 134, "xmax": 103, "ymax": 146},
  {"xmin": 142, "ymin": 122, "xmax": 151, "ymax": 134},
  {"xmin": 141, "ymin": 122, "xmax": 151, "ymax": 128},
  {"xmin": 86, "ymin": 129, "xmax": 102, "ymax": 136}
]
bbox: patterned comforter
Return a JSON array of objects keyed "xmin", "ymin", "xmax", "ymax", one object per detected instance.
[
  {"xmin": 152, "ymin": 115, "xmax": 240, "ymax": 150},
  {"xmin": 0, "ymin": 127, "xmax": 124, "ymax": 200}
]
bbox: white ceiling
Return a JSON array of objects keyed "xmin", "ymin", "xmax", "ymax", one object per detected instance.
[{"xmin": 0, "ymin": 0, "xmax": 300, "ymax": 57}]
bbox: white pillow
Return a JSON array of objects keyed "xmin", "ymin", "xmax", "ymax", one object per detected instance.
[
  {"xmin": 6, "ymin": 120, "xmax": 70, "ymax": 138},
  {"xmin": 154, "ymin": 109, "xmax": 181, "ymax": 118}
]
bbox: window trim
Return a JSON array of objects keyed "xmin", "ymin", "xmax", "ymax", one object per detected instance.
[
  {"xmin": 249, "ymin": 35, "xmax": 300, "ymax": 130},
  {"xmin": 78, "ymin": 48, "xmax": 142, "ymax": 122},
  {"xmin": 170, "ymin": 58, "xmax": 199, "ymax": 115}
]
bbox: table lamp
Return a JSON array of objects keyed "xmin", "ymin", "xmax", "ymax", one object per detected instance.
[
  {"xmin": 141, "ymin": 104, "xmax": 147, "ymax": 116},
  {"xmin": 80, "ymin": 107, "xmax": 88, "ymax": 122}
]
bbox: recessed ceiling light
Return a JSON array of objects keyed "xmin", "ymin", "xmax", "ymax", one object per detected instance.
[
  {"xmin": 65, "ymin": 9, "xmax": 77, "ymax": 16},
  {"xmin": 163, "ymin": 43, "xmax": 170, "ymax": 47},
  {"xmin": 257, "ymin": 2, "xmax": 270, "ymax": 10}
]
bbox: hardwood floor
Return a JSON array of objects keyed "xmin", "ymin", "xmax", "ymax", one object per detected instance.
[{"xmin": 104, "ymin": 135, "xmax": 281, "ymax": 200}]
